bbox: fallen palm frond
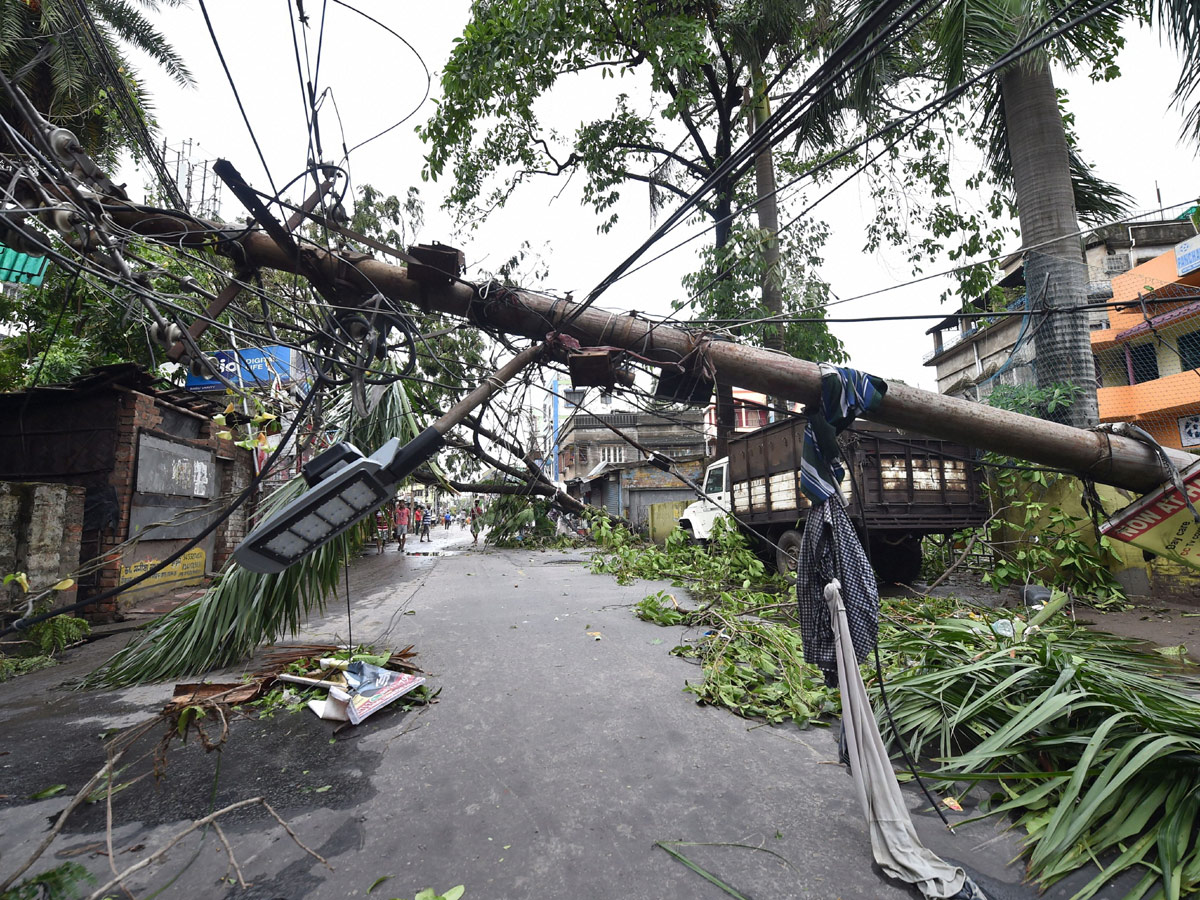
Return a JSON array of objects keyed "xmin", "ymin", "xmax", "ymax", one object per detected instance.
[
  {"xmin": 84, "ymin": 375, "xmax": 428, "ymax": 688},
  {"xmin": 875, "ymin": 595, "xmax": 1200, "ymax": 900},
  {"xmin": 653, "ymin": 841, "xmax": 752, "ymax": 900}
]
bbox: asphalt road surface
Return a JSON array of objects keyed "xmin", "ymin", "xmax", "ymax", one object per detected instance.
[{"xmin": 0, "ymin": 527, "xmax": 1138, "ymax": 899}]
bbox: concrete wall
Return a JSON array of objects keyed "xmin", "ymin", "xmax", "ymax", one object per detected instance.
[
  {"xmin": 99, "ymin": 388, "xmax": 252, "ymax": 616},
  {"xmin": 929, "ymin": 316, "xmax": 1036, "ymax": 400},
  {"xmin": 0, "ymin": 482, "xmax": 85, "ymax": 615}
]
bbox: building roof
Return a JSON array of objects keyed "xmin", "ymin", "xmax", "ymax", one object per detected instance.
[
  {"xmin": 1114, "ymin": 298, "xmax": 1200, "ymax": 342},
  {"xmin": 581, "ymin": 453, "xmax": 707, "ymax": 483},
  {"xmin": 0, "ymin": 363, "xmax": 231, "ymax": 418}
]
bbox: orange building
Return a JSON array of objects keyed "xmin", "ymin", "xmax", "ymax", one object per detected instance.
[{"xmin": 1091, "ymin": 240, "xmax": 1200, "ymax": 451}]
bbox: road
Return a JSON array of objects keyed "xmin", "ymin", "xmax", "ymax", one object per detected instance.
[{"xmin": 0, "ymin": 526, "xmax": 1132, "ymax": 899}]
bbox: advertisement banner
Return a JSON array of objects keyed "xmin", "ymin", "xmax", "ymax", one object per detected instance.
[
  {"xmin": 185, "ymin": 345, "xmax": 299, "ymax": 393},
  {"xmin": 1100, "ymin": 461, "xmax": 1200, "ymax": 571}
]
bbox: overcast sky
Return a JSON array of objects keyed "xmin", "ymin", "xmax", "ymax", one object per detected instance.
[{"xmin": 120, "ymin": 2, "xmax": 1199, "ymax": 392}]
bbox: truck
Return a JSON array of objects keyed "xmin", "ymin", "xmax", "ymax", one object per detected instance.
[{"xmin": 677, "ymin": 417, "xmax": 989, "ymax": 583}]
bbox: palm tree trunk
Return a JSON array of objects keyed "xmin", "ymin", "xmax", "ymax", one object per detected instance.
[{"xmin": 1000, "ymin": 55, "xmax": 1097, "ymax": 428}]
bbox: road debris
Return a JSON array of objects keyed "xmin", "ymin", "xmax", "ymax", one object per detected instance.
[{"xmin": 256, "ymin": 646, "xmax": 426, "ymax": 725}]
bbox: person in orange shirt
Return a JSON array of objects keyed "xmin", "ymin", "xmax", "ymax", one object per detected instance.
[{"xmin": 394, "ymin": 500, "xmax": 411, "ymax": 551}]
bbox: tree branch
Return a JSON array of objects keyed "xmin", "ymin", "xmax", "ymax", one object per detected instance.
[
  {"xmin": 85, "ymin": 798, "xmax": 331, "ymax": 900},
  {"xmin": 612, "ymin": 141, "xmax": 710, "ymax": 178},
  {"xmin": 621, "ymin": 170, "xmax": 697, "ymax": 202},
  {"xmin": 658, "ymin": 76, "xmax": 716, "ymax": 169},
  {"xmin": 559, "ymin": 56, "xmax": 641, "ymax": 75}
]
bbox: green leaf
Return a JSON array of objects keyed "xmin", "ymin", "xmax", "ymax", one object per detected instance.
[
  {"xmin": 30, "ymin": 783, "xmax": 68, "ymax": 800},
  {"xmin": 368, "ymin": 875, "xmax": 392, "ymax": 894}
]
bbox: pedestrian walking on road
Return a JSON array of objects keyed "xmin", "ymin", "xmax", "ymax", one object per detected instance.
[
  {"xmin": 444, "ymin": 511, "xmax": 452, "ymax": 530},
  {"xmin": 374, "ymin": 510, "xmax": 388, "ymax": 554},
  {"xmin": 470, "ymin": 502, "xmax": 484, "ymax": 545},
  {"xmin": 394, "ymin": 500, "xmax": 410, "ymax": 551},
  {"xmin": 413, "ymin": 505, "xmax": 424, "ymax": 542}
]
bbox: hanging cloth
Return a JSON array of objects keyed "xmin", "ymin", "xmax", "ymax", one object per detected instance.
[
  {"xmin": 796, "ymin": 496, "xmax": 878, "ymax": 680},
  {"xmin": 799, "ymin": 363, "xmax": 887, "ymax": 505},
  {"xmin": 828, "ymin": 578, "xmax": 984, "ymax": 900},
  {"xmin": 796, "ymin": 364, "xmax": 887, "ymax": 681}
]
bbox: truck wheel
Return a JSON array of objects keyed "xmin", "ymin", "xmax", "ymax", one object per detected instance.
[
  {"xmin": 869, "ymin": 532, "xmax": 923, "ymax": 585},
  {"xmin": 776, "ymin": 530, "xmax": 804, "ymax": 579}
]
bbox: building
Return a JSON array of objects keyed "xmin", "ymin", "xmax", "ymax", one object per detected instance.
[
  {"xmin": 923, "ymin": 224, "xmax": 1200, "ymax": 601},
  {"xmin": 539, "ymin": 376, "xmax": 611, "ymax": 483},
  {"xmin": 1091, "ymin": 237, "xmax": 1200, "ymax": 451},
  {"xmin": 570, "ymin": 455, "xmax": 706, "ymax": 532},
  {"xmin": 0, "ymin": 364, "xmax": 255, "ymax": 619},
  {"xmin": 925, "ymin": 218, "xmax": 1198, "ymax": 402},
  {"xmin": 701, "ymin": 387, "xmax": 778, "ymax": 456},
  {"xmin": 557, "ymin": 408, "xmax": 706, "ymax": 483}
]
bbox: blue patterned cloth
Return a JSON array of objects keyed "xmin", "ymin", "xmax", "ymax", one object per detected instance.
[
  {"xmin": 795, "ymin": 364, "xmax": 888, "ymax": 680},
  {"xmin": 800, "ymin": 364, "xmax": 888, "ymax": 504}
]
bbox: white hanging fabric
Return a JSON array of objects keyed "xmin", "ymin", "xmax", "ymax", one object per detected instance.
[{"xmin": 826, "ymin": 578, "xmax": 980, "ymax": 900}]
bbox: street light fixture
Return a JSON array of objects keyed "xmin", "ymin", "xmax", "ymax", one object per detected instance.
[{"xmin": 233, "ymin": 344, "xmax": 543, "ymax": 573}]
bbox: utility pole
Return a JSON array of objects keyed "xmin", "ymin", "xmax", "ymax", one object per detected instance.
[
  {"xmin": 107, "ymin": 200, "xmax": 1192, "ymax": 495},
  {"xmin": 746, "ymin": 73, "xmax": 786, "ymax": 418}
]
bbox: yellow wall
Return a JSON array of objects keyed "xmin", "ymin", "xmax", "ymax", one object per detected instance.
[
  {"xmin": 1015, "ymin": 477, "xmax": 1200, "ymax": 600},
  {"xmin": 648, "ymin": 500, "xmax": 690, "ymax": 544}
]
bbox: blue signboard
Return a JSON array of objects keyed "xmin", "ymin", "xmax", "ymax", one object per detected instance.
[
  {"xmin": 185, "ymin": 345, "xmax": 300, "ymax": 393},
  {"xmin": 1177, "ymin": 236, "xmax": 1200, "ymax": 278}
]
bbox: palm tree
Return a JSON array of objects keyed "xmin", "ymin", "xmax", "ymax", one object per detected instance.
[
  {"xmin": 818, "ymin": 0, "xmax": 1200, "ymax": 428},
  {"xmin": 0, "ymin": 0, "xmax": 192, "ymax": 165}
]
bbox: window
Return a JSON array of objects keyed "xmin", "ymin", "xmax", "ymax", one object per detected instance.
[
  {"xmin": 1179, "ymin": 330, "xmax": 1200, "ymax": 372},
  {"xmin": 704, "ymin": 465, "xmax": 727, "ymax": 495},
  {"xmin": 1129, "ymin": 344, "xmax": 1159, "ymax": 383},
  {"xmin": 600, "ymin": 444, "xmax": 625, "ymax": 464},
  {"xmin": 577, "ymin": 446, "xmax": 589, "ymax": 464},
  {"xmin": 735, "ymin": 404, "xmax": 769, "ymax": 429}
]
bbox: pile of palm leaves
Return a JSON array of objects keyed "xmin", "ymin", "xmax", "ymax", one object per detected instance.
[
  {"xmin": 484, "ymin": 495, "xmax": 567, "ymax": 548},
  {"xmin": 876, "ymin": 594, "xmax": 1200, "ymax": 900},
  {"xmin": 597, "ymin": 521, "xmax": 1200, "ymax": 898}
]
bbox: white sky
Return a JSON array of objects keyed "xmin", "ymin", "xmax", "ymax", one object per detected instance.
[{"xmin": 119, "ymin": 3, "xmax": 1199, "ymax": 393}]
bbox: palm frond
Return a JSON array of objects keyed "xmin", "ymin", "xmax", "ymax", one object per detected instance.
[
  {"xmin": 875, "ymin": 599, "xmax": 1200, "ymax": 900},
  {"xmin": 88, "ymin": 0, "xmax": 194, "ymax": 87},
  {"xmin": 1147, "ymin": 0, "xmax": 1200, "ymax": 143},
  {"xmin": 84, "ymin": 375, "xmax": 428, "ymax": 688}
]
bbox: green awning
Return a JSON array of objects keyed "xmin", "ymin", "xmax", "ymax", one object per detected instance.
[{"xmin": 0, "ymin": 242, "xmax": 49, "ymax": 285}]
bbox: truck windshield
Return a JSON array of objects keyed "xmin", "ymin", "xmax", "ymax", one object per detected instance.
[{"xmin": 704, "ymin": 466, "xmax": 726, "ymax": 495}]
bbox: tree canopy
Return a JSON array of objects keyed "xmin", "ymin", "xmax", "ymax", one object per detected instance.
[
  {"xmin": 0, "ymin": 0, "xmax": 192, "ymax": 166},
  {"xmin": 420, "ymin": 0, "xmax": 846, "ymax": 363}
]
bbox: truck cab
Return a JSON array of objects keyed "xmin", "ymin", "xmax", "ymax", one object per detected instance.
[{"xmin": 678, "ymin": 459, "xmax": 728, "ymax": 542}]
